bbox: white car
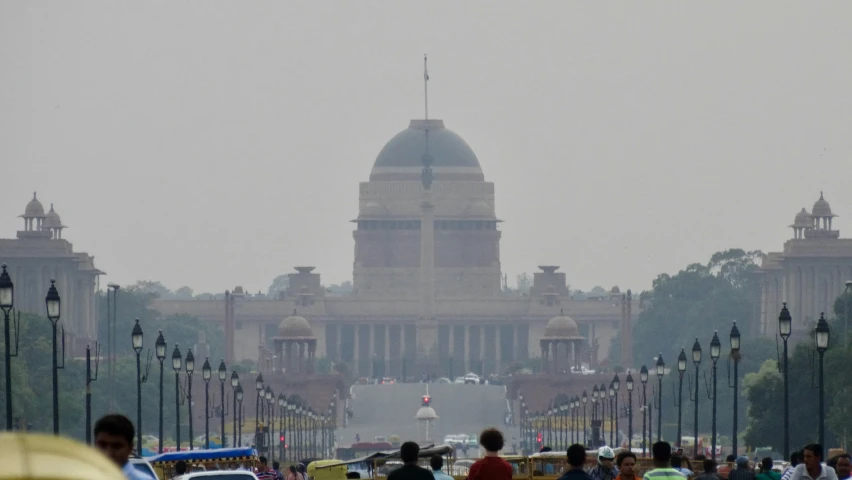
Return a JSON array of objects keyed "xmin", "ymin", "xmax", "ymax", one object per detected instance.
[
  {"xmin": 454, "ymin": 377, "xmax": 466, "ymax": 384},
  {"xmin": 464, "ymin": 373, "xmax": 479, "ymax": 384},
  {"xmin": 129, "ymin": 457, "xmax": 158, "ymax": 480},
  {"xmin": 177, "ymin": 471, "xmax": 259, "ymax": 480}
]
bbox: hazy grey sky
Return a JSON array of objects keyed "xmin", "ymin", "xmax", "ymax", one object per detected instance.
[{"xmin": 2, "ymin": 1, "xmax": 851, "ymax": 295}]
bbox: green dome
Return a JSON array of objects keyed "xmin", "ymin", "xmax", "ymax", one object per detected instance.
[{"xmin": 373, "ymin": 119, "xmax": 480, "ymax": 169}]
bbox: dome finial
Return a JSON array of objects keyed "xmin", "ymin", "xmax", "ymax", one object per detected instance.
[{"xmin": 33, "ymin": 191, "xmax": 37, "ymax": 199}]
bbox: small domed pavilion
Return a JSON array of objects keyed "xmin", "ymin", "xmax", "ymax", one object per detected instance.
[
  {"xmin": 540, "ymin": 309, "xmax": 586, "ymax": 374},
  {"xmin": 272, "ymin": 309, "xmax": 317, "ymax": 375}
]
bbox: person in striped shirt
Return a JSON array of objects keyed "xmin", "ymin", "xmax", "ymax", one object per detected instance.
[
  {"xmin": 644, "ymin": 442, "xmax": 687, "ymax": 480},
  {"xmin": 256, "ymin": 457, "xmax": 277, "ymax": 480}
]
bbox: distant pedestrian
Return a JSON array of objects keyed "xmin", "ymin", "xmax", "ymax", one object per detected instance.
[
  {"xmin": 93, "ymin": 414, "xmax": 155, "ymax": 480},
  {"xmin": 790, "ymin": 444, "xmax": 838, "ymax": 480},
  {"xmin": 729, "ymin": 457, "xmax": 755, "ymax": 480},
  {"xmin": 429, "ymin": 454, "xmax": 454, "ymax": 480},
  {"xmin": 643, "ymin": 441, "xmax": 687, "ymax": 480},
  {"xmin": 696, "ymin": 460, "xmax": 722, "ymax": 480},
  {"xmin": 615, "ymin": 451, "xmax": 641, "ymax": 480},
  {"xmin": 558, "ymin": 444, "xmax": 594, "ymax": 480},
  {"xmin": 173, "ymin": 461, "xmax": 187, "ymax": 479},
  {"xmin": 756, "ymin": 458, "xmax": 781, "ymax": 480},
  {"xmin": 271, "ymin": 462, "xmax": 284, "ymax": 480},
  {"xmin": 467, "ymin": 428, "xmax": 512, "ymax": 480},
  {"xmin": 781, "ymin": 452, "xmax": 803, "ymax": 480},
  {"xmin": 386, "ymin": 442, "xmax": 433, "ymax": 480},
  {"xmin": 255, "ymin": 457, "xmax": 276, "ymax": 480}
]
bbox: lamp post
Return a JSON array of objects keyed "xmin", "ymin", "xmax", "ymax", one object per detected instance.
[
  {"xmin": 612, "ymin": 374, "xmax": 620, "ymax": 448},
  {"xmin": 172, "ymin": 345, "xmax": 183, "ymax": 448},
  {"xmin": 231, "ymin": 371, "xmax": 239, "ymax": 448},
  {"xmin": 816, "ymin": 313, "xmax": 830, "ymax": 448},
  {"xmin": 0, "ymin": 265, "xmax": 14, "ymax": 431},
  {"xmin": 779, "ymin": 303, "xmax": 792, "ymax": 458},
  {"xmin": 600, "ymin": 383, "xmax": 608, "ymax": 444},
  {"xmin": 236, "ymin": 385, "xmax": 244, "ymax": 446},
  {"xmin": 202, "ymin": 358, "xmax": 212, "ymax": 449},
  {"xmin": 131, "ymin": 319, "xmax": 144, "ymax": 452},
  {"xmin": 45, "ymin": 280, "xmax": 62, "ymax": 435},
  {"xmin": 155, "ymin": 331, "xmax": 166, "ymax": 453},
  {"xmin": 185, "ymin": 349, "xmax": 195, "ymax": 450},
  {"xmin": 592, "ymin": 384, "xmax": 599, "ymax": 447},
  {"xmin": 255, "ymin": 373, "xmax": 264, "ymax": 441},
  {"xmin": 640, "ymin": 365, "xmax": 648, "ymax": 455},
  {"xmin": 218, "ymin": 360, "xmax": 227, "ymax": 447},
  {"xmin": 608, "ymin": 383, "xmax": 615, "ymax": 446},
  {"xmin": 691, "ymin": 338, "xmax": 702, "ymax": 458},
  {"xmin": 626, "ymin": 372, "xmax": 634, "ymax": 452},
  {"xmin": 710, "ymin": 331, "xmax": 721, "ymax": 460},
  {"xmin": 560, "ymin": 402, "xmax": 568, "ymax": 448},
  {"xmin": 655, "ymin": 354, "xmax": 665, "ymax": 442},
  {"xmin": 278, "ymin": 394, "xmax": 287, "ymax": 460},
  {"xmin": 581, "ymin": 391, "xmax": 587, "ymax": 447},
  {"xmin": 267, "ymin": 387, "xmax": 275, "ymax": 458},
  {"xmin": 676, "ymin": 348, "xmax": 686, "ymax": 448},
  {"xmin": 729, "ymin": 322, "xmax": 741, "ymax": 457},
  {"xmin": 287, "ymin": 402, "xmax": 296, "ymax": 459}
]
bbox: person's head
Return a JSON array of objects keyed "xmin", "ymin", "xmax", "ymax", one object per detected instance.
[
  {"xmin": 479, "ymin": 428, "xmax": 505, "ymax": 453},
  {"xmin": 736, "ymin": 457, "xmax": 749, "ymax": 469},
  {"xmin": 289, "ymin": 466, "xmax": 297, "ymax": 474},
  {"xmin": 791, "ymin": 451, "xmax": 803, "ymax": 467},
  {"xmin": 540, "ymin": 446, "xmax": 553, "ymax": 453},
  {"xmin": 671, "ymin": 454, "xmax": 683, "ymax": 469},
  {"xmin": 652, "ymin": 441, "xmax": 672, "ymax": 466},
  {"xmin": 726, "ymin": 454, "xmax": 737, "ymax": 463},
  {"xmin": 298, "ymin": 464, "xmax": 305, "ymax": 473},
  {"xmin": 567, "ymin": 444, "xmax": 587, "ymax": 468},
  {"xmin": 832, "ymin": 454, "xmax": 852, "ymax": 478},
  {"xmin": 272, "ymin": 462, "xmax": 280, "ymax": 472},
  {"xmin": 677, "ymin": 448, "xmax": 684, "ymax": 456},
  {"xmin": 761, "ymin": 457, "xmax": 773, "ymax": 473},
  {"xmin": 430, "ymin": 454, "xmax": 444, "ymax": 472},
  {"xmin": 94, "ymin": 414, "xmax": 135, "ymax": 468},
  {"xmin": 400, "ymin": 441, "xmax": 420, "ymax": 464},
  {"xmin": 175, "ymin": 461, "xmax": 188, "ymax": 475},
  {"xmin": 599, "ymin": 446, "xmax": 615, "ymax": 468},
  {"xmin": 259, "ymin": 457, "xmax": 268, "ymax": 471},
  {"xmin": 616, "ymin": 451, "xmax": 637, "ymax": 476},
  {"xmin": 704, "ymin": 459, "xmax": 717, "ymax": 474},
  {"xmin": 804, "ymin": 444, "xmax": 824, "ymax": 469}
]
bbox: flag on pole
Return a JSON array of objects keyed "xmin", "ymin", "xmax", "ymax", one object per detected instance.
[{"xmin": 424, "ymin": 54, "xmax": 429, "ymax": 82}]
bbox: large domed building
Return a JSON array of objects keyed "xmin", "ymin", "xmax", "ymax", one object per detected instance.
[
  {"xmin": 0, "ymin": 193, "xmax": 102, "ymax": 352},
  {"xmin": 758, "ymin": 191, "xmax": 852, "ymax": 335},
  {"xmin": 154, "ymin": 116, "xmax": 637, "ymax": 380}
]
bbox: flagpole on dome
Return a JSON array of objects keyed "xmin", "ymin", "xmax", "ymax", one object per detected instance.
[{"xmin": 423, "ymin": 53, "xmax": 429, "ymax": 120}]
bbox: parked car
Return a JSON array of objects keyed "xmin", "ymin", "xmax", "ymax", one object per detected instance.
[{"xmin": 464, "ymin": 373, "xmax": 480, "ymax": 385}]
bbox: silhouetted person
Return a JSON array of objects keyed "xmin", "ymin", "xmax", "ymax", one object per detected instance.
[
  {"xmin": 558, "ymin": 444, "xmax": 593, "ymax": 480},
  {"xmin": 387, "ymin": 442, "xmax": 432, "ymax": 480}
]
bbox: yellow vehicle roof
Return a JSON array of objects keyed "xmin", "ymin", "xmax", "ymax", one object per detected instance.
[{"xmin": 0, "ymin": 433, "xmax": 124, "ymax": 480}]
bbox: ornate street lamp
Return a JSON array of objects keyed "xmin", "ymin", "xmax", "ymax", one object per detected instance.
[
  {"xmin": 235, "ymin": 384, "xmax": 244, "ymax": 446},
  {"xmin": 691, "ymin": 338, "xmax": 702, "ymax": 458},
  {"xmin": 676, "ymin": 348, "xmax": 687, "ymax": 448},
  {"xmin": 710, "ymin": 331, "xmax": 721, "ymax": 460},
  {"xmin": 255, "ymin": 373, "xmax": 264, "ymax": 439},
  {"xmin": 729, "ymin": 322, "xmax": 741, "ymax": 457},
  {"xmin": 185, "ymin": 348, "xmax": 195, "ymax": 450},
  {"xmin": 155, "ymin": 331, "xmax": 167, "ymax": 453},
  {"xmin": 626, "ymin": 372, "xmax": 634, "ymax": 452},
  {"xmin": 0, "ymin": 265, "xmax": 14, "ymax": 431},
  {"xmin": 816, "ymin": 313, "xmax": 830, "ymax": 448},
  {"xmin": 202, "ymin": 358, "xmax": 212, "ymax": 449},
  {"xmin": 640, "ymin": 365, "xmax": 649, "ymax": 455},
  {"xmin": 45, "ymin": 280, "xmax": 62, "ymax": 435},
  {"xmin": 278, "ymin": 394, "xmax": 287, "ymax": 460},
  {"xmin": 779, "ymin": 302, "xmax": 792, "ymax": 458},
  {"xmin": 608, "ymin": 383, "xmax": 616, "ymax": 446},
  {"xmin": 655, "ymin": 354, "xmax": 665, "ymax": 442},
  {"xmin": 592, "ymin": 384, "xmax": 600, "ymax": 447},
  {"xmin": 612, "ymin": 374, "xmax": 620, "ymax": 448},
  {"xmin": 172, "ymin": 344, "xmax": 183, "ymax": 448},
  {"xmin": 131, "ymin": 319, "xmax": 144, "ymax": 452},
  {"xmin": 231, "ymin": 371, "xmax": 239, "ymax": 447},
  {"xmin": 218, "ymin": 360, "xmax": 227, "ymax": 447},
  {"xmin": 581, "ymin": 390, "xmax": 588, "ymax": 447}
]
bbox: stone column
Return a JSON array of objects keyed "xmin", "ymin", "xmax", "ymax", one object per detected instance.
[{"xmin": 354, "ymin": 326, "xmax": 361, "ymax": 376}]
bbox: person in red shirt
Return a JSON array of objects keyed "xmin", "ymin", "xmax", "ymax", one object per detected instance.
[{"xmin": 467, "ymin": 428, "xmax": 513, "ymax": 480}]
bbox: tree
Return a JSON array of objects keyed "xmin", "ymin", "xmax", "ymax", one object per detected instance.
[
  {"xmin": 127, "ymin": 280, "xmax": 175, "ymax": 299},
  {"xmin": 174, "ymin": 286, "xmax": 194, "ymax": 299},
  {"xmin": 515, "ymin": 273, "xmax": 532, "ymax": 294},
  {"xmin": 267, "ymin": 275, "xmax": 289, "ymax": 298},
  {"xmin": 625, "ymin": 248, "xmax": 771, "ymax": 443}
]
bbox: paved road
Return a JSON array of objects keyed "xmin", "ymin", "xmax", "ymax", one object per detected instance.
[{"xmin": 339, "ymin": 383, "xmax": 516, "ymax": 447}]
